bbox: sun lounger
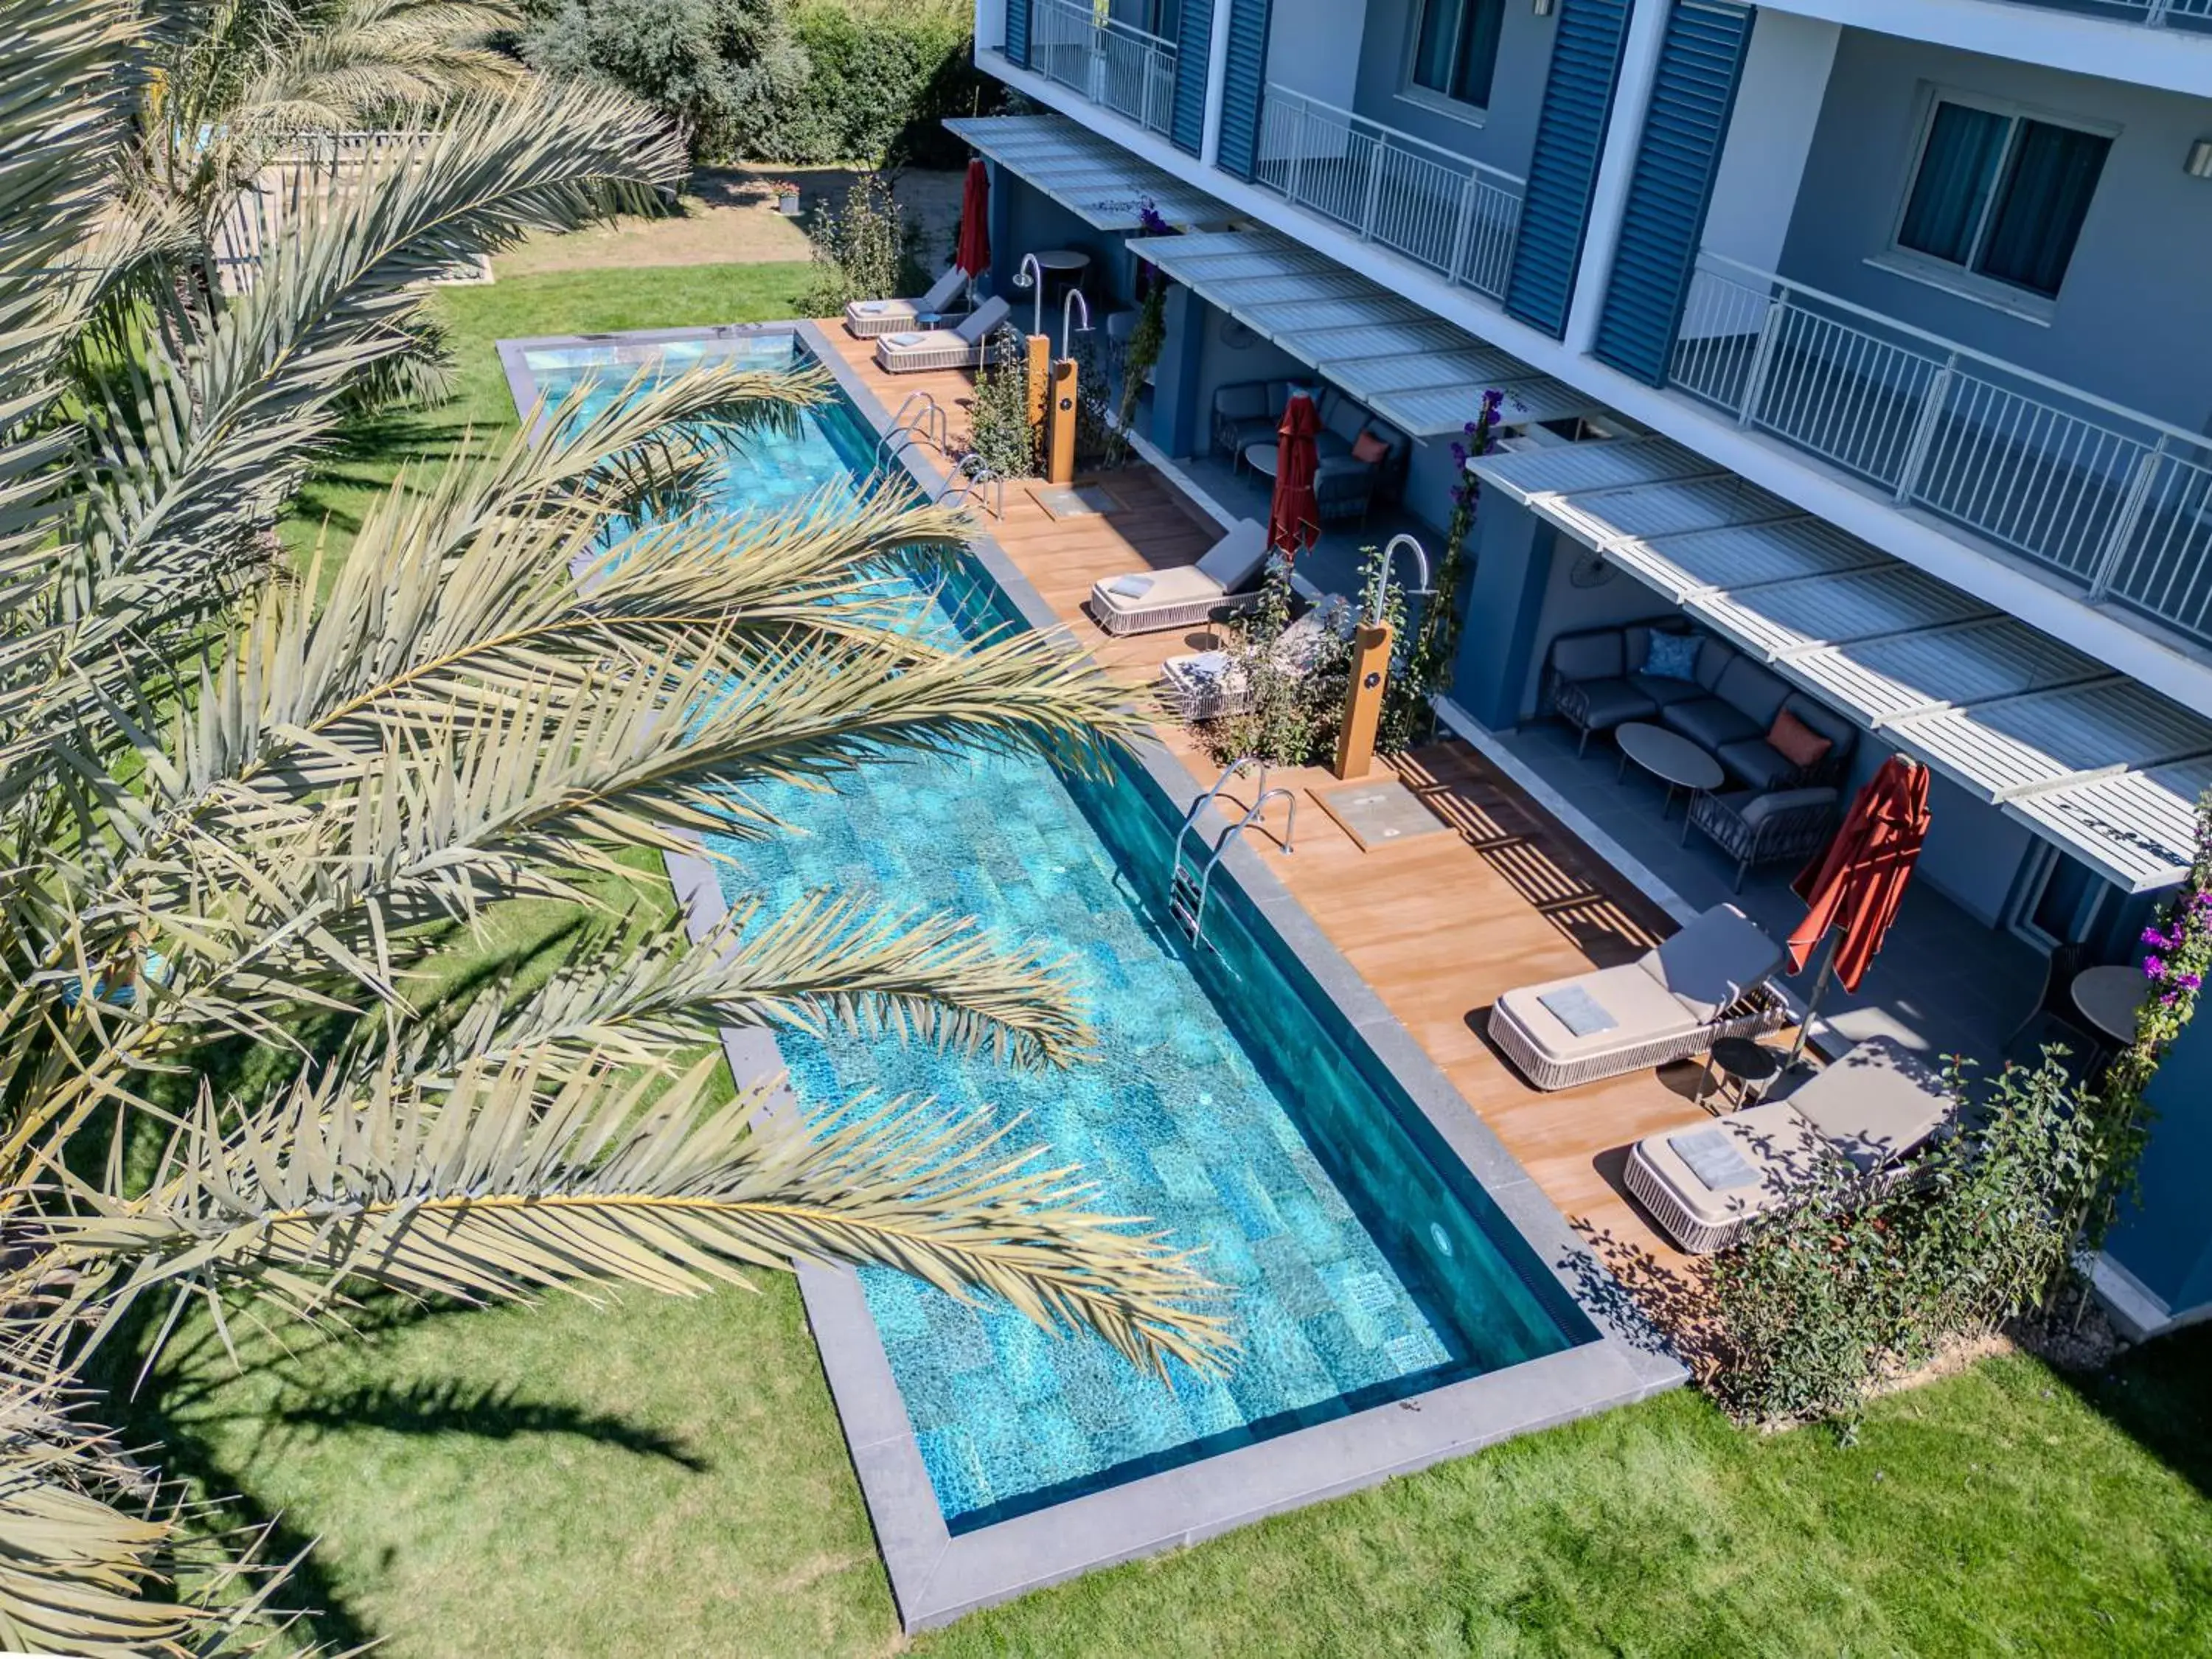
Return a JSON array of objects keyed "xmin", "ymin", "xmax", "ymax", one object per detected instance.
[
  {"xmin": 1160, "ymin": 600, "xmax": 1352, "ymax": 720},
  {"xmin": 873, "ymin": 297, "xmax": 1013, "ymax": 374},
  {"xmin": 1624, "ymin": 1035, "xmax": 1954, "ymax": 1253},
  {"xmin": 1085, "ymin": 520, "xmax": 1269, "ymax": 639},
  {"xmin": 1488, "ymin": 903, "xmax": 1787, "ymax": 1091},
  {"xmin": 843, "ymin": 267, "xmax": 967, "ymax": 338}
]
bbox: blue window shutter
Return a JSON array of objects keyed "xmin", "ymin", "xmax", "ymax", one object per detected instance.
[
  {"xmin": 1216, "ymin": 0, "xmax": 1273, "ymax": 180},
  {"xmin": 1504, "ymin": 0, "xmax": 1632, "ymax": 339},
  {"xmin": 1171, "ymin": 0, "xmax": 1215, "ymax": 156},
  {"xmin": 1006, "ymin": 0, "xmax": 1031, "ymax": 69},
  {"xmin": 1593, "ymin": 1, "xmax": 1753, "ymax": 386}
]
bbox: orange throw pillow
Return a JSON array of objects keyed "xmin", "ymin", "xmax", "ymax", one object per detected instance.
[
  {"xmin": 1768, "ymin": 707, "xmax": 1833, "ymax": 770},
  {"xmin": 1351, "ymin": 430, "xmax": 1391, "ymax": 465}
]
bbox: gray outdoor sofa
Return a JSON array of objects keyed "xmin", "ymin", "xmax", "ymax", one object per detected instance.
[
  {"xmin": 1545, "ymin": 621, "xmax": 1857, "ymax": 790},
  {"xmin": 1210, "ymin": 381, "xmax": 1410, "ymax": 523}
]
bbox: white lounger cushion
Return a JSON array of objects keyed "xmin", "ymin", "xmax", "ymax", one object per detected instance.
[
  {"xmin": 1087, "ymin": 521, "xmax": 1268, "ymax": 626},
  {"xmin": 1088, "ymin": 562, "xmax": 1237, "ymax": 620},
  {"xmin": 1498, "ymin": 961, "xmax": 1702, "ymax": 1065},
  {"xmin": 1784, "ymin": 1034, "xmax": 1951, "ymax": 1172},
  {"xmin": 1632, "ymin": 1099, "xmax": 1832, "ymax": 1237}
]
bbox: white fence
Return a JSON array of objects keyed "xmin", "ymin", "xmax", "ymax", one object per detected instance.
[
  {"xmin": 1250, "ymin": 86, "xmax": 1523, "ymax": 302},
  {"xmin": 1672, "ymin": 253, "xmax": 2212, "ymax": 646},
  {"xmin": 1031, "ymin": 1, "xmax": 1177, "ymax": 138}
]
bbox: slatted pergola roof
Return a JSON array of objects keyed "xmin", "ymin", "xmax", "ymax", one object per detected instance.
[{"xmin": 1472, "ymin": 437, "xmax": 2212, "ymax": 891}]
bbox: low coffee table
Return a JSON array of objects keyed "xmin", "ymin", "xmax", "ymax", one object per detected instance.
[
  {"xmin": 1705, "ymin": 1035, "xmax": 1784, "ymax": 1110},
  {"xmin": 1241, "ymin": 440, "xmax": 1279, "ymax": 479},
  {"xmin": 1614, "ymin": 722, "xmax": 1725, "ymax": 830}
]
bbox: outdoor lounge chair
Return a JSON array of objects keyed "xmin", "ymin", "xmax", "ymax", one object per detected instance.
[
  {"xmin": 873, "ymin": 297, "xmax": 1012, "ymax": 374},
  {"xmin": 1624, "ymin": 1035, "xmax": 1955, "ymax": 1253},
  {"xmin": 1487, "ymin": 903, "xmax": 1788, "ymax": 1091},
  {"xmin": 1160, "ymin": 599, "xmax": 1352, "ymax": 721},
  {"xmin": 842, "ymin": 267, "xmax": 967, "ymax": 338},
  {"xmin": 1084, "ymin": 519, "xmax": 1268, "ymax": 639}
]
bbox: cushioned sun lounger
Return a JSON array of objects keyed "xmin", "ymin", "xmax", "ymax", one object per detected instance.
[
  {"xmin": 1624, "ymin": 1035, "xmax": 1954, "ymax": 1253},
  {"xmin": 1488, "ymin": 903, "xmax": 1787, "ymax": 1091},
  {"xmin": 1085, "ymin": 520, "xmax": 1269, "ymax": 639},
  {"xmin": 1161, "ymin": 602, "xmax": 1352, "ymax": 720},
  {"xmin": 873, "ymin": 296, "xmax": 1012, "ymax": 374},
  {"xmin": 843, "ymin": 267, "xmax": 967, "ymax": 338}
]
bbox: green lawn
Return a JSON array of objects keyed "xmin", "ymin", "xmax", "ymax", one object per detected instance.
[{"xmin": 119, "ymin": 260, "xmax": 2212, "ymax": 1658}]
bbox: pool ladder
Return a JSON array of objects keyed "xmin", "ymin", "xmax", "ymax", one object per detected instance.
[
  {"xmin": 1168, "ymin": 757, "xmax": 1295, "ymax": 947},
  {"xmin": 877, "ymin": 392, "xmax": 950, "ymax": 465},
  {"xmin": 937, "ymin": 453, "xmax": 1006, "ymax": 518}
]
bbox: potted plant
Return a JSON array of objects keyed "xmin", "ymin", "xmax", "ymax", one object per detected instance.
[{"xmin": 768, "ymin": 179, "xmax": 802, "ymax": 217}]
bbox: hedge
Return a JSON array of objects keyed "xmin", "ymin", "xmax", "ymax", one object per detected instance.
[{"xmin": 752, "ymin": 1, "xmax": 1001, "ymax": 167}]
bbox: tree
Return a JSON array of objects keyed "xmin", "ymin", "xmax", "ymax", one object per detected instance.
[{"xmin": 0, "ymin": 1, "xmax": 1225, "ymax": 1648}]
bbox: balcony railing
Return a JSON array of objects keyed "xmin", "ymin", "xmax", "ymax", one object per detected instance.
[
  {"xmin": 1031, "ymin": 1, "xmax": 1176, "ymax": 138},
  {"xmin": 2002, "ymin": 0, "xmax": 2212, "ymax": 29},
  {"xmin": 1250, "ymin": 86, "xmax": 1525, "ymax": 302},
  {"xmin": 1672, "ymin": 252, "xmax": 2212, "ymax": 648}
]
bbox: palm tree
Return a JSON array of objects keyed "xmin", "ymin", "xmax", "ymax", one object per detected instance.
[{"xmin": 1, "ymin": 1, "xmax": 1226, "ymax": 1649}]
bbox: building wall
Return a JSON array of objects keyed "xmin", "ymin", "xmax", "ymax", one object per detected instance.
[
  {"xmin": 1698, "ymin": 10, "xmax": 1840, "ymax": 283},
  {"xmin": 1775, "ymin": 28, "xmax": 2212, "ymax": 432},
  {"xmin": 1349, "ymin": 0, "xmax": 1561, "ymax": 176},
  {"xmin": 2110, "ymin": 1010, "xmax": 2212, "ymax": 1314},
  {"xmin": 1265, "ymin": 0, "xmax": 1367, "ymax": 114}
]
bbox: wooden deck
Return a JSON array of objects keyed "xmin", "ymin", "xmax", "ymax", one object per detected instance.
[{"xmin": 825, "ymin": 325, "xmax": 1720, "ymax": 1287}]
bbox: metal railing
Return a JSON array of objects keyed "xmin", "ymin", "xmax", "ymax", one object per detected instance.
[
  {"xmin": 2000, "ymin": 0, "xmax": 2212, "ymax": 27},
  {"xmin": 1670, "ymin": 251, "xmax": 2212, "ymax": 647},
  {"xmin": 1030, "ymin": 1, "xmax": 1177, "ymax": 137},
  {"xmin": 1250, "ymin": 85, "xmax": 1525, "ymax": 302}
]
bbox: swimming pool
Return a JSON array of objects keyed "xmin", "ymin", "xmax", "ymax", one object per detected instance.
[{"xmin": 507, "ymin": 325, "xmax": 1666, "ymax": 1615}]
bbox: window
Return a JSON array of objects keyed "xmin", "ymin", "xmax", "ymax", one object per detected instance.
[
  {"xmin": 1896, "ymin": 97, "xmax": 2112, "ymax": 300},
  {"xmin": 1409, "ymin": 0, "xmax": 1506, "ymax": 111},
  {"xmin": 1109, "ymin": 0, "xmax": 1179, "ymax": 38}
]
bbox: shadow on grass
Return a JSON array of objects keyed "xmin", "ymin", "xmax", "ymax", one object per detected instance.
[
  {"xmin": 2063, "ymin": 1321, "xmax": 2212, "ymax": 1502},
  {"xmin": 268, "ymin": 1379, "xmax": 712, "ymax": 1472}
]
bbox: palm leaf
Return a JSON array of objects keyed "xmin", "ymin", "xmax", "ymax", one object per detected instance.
[{"xmin": 38, "ymin": 1054, "xmax": 1234, "ymax": 1377}]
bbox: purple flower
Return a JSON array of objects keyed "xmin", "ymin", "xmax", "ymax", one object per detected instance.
[
  {"xmin": 1136, "ymin": 198, "xmax": 1173, "ymax": 237},
  {"xmin": 1450, "ymin": 441, "xmax": 1467, "ymax": 465},
  {"xmin": 2182, "ymin": 972, "xmax": 2205, "ymax": 992},
  {"xmin": 2144, "ymin": 954, "xmax": 2168, "ymax": 978},
  {"xmin": 2162, "ymin": 990, "xmax": 2182, "ymax": 1006}
]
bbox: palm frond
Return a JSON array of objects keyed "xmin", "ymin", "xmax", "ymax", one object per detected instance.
[
  {"xmin": 39, "ymin": 1055, "xmax": 1234, "ymax": 1377},
  {"xmin": 418, "ymin": 896, "xmax": 1093, "ymax": 1077}
]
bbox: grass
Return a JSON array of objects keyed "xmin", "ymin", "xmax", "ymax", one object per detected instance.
[{"xmin": 116, "ymin": 257, "xmax": 2212, "ymax": 1658}]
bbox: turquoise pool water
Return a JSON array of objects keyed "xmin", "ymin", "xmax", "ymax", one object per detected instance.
[{"xmin": 521, "ymin": 334, "xmax": 1588, "ymax": 1531}]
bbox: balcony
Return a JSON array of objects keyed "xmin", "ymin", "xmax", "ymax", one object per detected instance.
[
  {"xmin": 1249, "ymin": 86, "xmax": 1526, "ymax": 304},
  {"xmin": 2003, "ymin": 0, "xmax": 2212, "ymax": 28},
  {"xmin": 1030, "ymin": 0, "xmax": 1177, "ymax": 139},
  {"xmin": 1670, "ymin": 253, "xmax": 2212, "ymax": 651}
]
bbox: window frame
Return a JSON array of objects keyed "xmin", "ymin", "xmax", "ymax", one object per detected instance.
[
  {"xmin": 1880, "ymin": 84, "xmax": 2118, "ymax": 313},
  {"xmin": 1396, "ymin": 0, "xmax": 1507, "ymax": 128}
]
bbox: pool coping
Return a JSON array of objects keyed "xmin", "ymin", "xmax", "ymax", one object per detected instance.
[{"xmin": 500, "ymin": 321, "xmax": 1688, "ymax": 1634}]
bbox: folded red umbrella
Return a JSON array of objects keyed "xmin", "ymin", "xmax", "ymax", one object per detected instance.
[
  {"xmin": 955, "ymin": 159, "xmax": 990, "ymax": 281},
  {"xmin": 1267, "ymin": 392, "xmax": 1320, "ymax": 561},
  {"xmin": 1788, "ymin": 754, "xmax": 1932, "ymax": 992}
]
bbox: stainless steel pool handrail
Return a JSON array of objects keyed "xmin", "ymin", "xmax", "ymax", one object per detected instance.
[
  {"xmin": 1170, "ymin": 759, "xmax": 1290, "ymax": 946},
  {"xmin": 879, "ymin": 392, "xmax": 949, "ymax": 461},
  {"xmin": 937, "ymin": 453, "xmax": 1006, "ymax": 518}
]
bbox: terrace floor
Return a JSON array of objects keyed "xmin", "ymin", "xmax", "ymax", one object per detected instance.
[{"xmin": 825, "ymin": 327, "xmax": 1743, "ymax": 1279}]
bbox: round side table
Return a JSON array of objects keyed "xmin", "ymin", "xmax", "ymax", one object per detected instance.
[{"xmin": 1705, "ymin": 1036, "xmax": 1784, "ymax": 1111}]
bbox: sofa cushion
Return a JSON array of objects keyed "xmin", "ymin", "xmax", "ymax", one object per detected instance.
[
  {"xmin": 1550, "ymin": 631, "xmax": 1624, "ymax": 683},
  {"xmin": 1664, "ymin": 696, "xmax": 1764, "ymax": 751},
  {"xmin": 1214, "ymin": 383, "xmax": 1269, "ymax": 422},
  {"xmin": 1572, "ymin": 678, "xmax": 1661, "ymax": 731},
  {"xmin": 1779, "ymin": 693, "xmax": 1856, "ymax": 759},
  {"xmin": 1315, "ymin": 431, "xmax": 1354, "ymax": 460},
  {"xmin": 1767, "ymin": 706, "xmax": 1834, "ymax": 770},
  {"xmin": 1716, "ymin": 738, "xmax": 1798, "ymax": 791},
  {"xmin": 1740, "ymin": 785, "xmax": 1837, "ymax": 828},
  {"xmin": 1694, "ymin": 639, "xmax": 1739, "ymax": 692},
  {"xmin": 1323, "ymin": 392, "xmax": 1370, "ymax": 445},
  {"xmin": 1351, "ymin": 429, "xmax": 1391, "ymax": 465},
  {"xmin": 1641, "ymin": 632, "xmax": 1702, "ymax": 681},
  {"xmin": 1629, "ymin": 672, "xmax": 1707, "ymax": 709},
  {"xmin": 1714, "ymin": 658, "xmax": 1791, "ymax": 726}
]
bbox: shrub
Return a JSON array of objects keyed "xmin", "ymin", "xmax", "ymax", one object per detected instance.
[
  {"xmin": 796, "ymin": 172, "xmax": 909, "ymax": 313},
  {"xmin": 965, "ymin": 327, "xmax": 1039, "ymax": 479},
  {"xmin": 1204, "ymin": 564, "xmax": 1354, "ymax": 769},
  {"xmin": 1708, "ymin": 1051, "xmax": 2112, "ymax": 1429},
  {"xmin": 773, "ymin": 0, "xmax": 1003, "ymax": 167},
  {"xmin": 521, "ymin": 0, "xmax": 807, "ymax": 161}
]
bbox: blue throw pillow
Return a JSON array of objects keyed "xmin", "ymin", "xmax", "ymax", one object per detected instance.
[{"xmin": 1643, "ymin": 633, "xmax": 1702, "ymax": 682}]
